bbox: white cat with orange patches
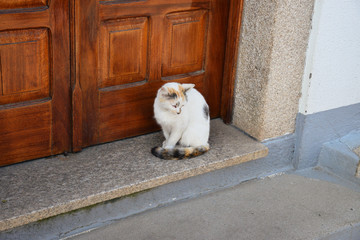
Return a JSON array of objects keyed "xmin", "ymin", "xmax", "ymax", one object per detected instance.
[{"xmin": 152, "ymin": 82, "xmax": 210, "ymax": 160}]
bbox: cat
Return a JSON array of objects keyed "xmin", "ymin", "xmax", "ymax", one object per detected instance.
[{"xmin": 151, "ymin": 82, "xmax": 210, "ymax": 160}]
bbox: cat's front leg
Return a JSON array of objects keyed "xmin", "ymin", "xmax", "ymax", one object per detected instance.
[
  {"xmin": 164, "ymin": 130, "xmax": 182, "ymax": 149},
  {"xmin": 163, "ymin": 129, "xmax": 170, "ymax": 141},
  {"xmin": 162, "ymin": 127, "xmax": 170, "ymax": 148}
]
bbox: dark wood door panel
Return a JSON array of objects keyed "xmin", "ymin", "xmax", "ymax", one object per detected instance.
[
  {"xmin": 99, "ymin": 17, "xmax": 149, "ymax": 89},
  {"xmin": 99, "ymin": 89, "xmax": 157, "ymax": 143},
  {"xmin": 0, "ymin": 0, "xmax": 48, "ymax": 10},
  {"xmin": 100, "ymin": 0, "xmax": 208, "ymax": 4},
  {"xmin": 0, "ymin": 10, "xmax": 49, "ymax": 29},
  {"xmin": 162, "ymin": 10, "xmax": 208, "ymax": 77},
  {"xmin": 0, "ymin": 100, "xmax": 51, "ymax": 165},
  {"xmin": 0, "ymin": 28, "xmax": 50, "ymax": 105},
  {"xmin": 0, "ymin": 0, "xmax": 71, "ymax": 166},
  {"xmin": 99, "ymin": 1, "xmax": 210, "ymax": 21}
]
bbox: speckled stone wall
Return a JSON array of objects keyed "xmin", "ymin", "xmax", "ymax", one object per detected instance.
[{"xmin": 233, "ymin": 0, "xmax": 314, "ymax": 140}]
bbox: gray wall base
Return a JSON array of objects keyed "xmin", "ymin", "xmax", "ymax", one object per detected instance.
[{"xmin": 294, "ymin": 103, "xmax": 360, "ymax": 169}]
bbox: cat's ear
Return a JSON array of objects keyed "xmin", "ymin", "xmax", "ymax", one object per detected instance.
[
  {"xmin": 182, "ymin": 84, "xmax": 195, "ymax": 92},
  {"xmin": 159, "ymin": 87, "xmax": 169, "ymax": 98},
  {"xmin": 160, "ymin": 86, "xmax": 167, "ymax": 92}
]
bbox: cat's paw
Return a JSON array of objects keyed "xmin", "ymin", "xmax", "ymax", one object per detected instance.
[
  {"xmin": 164, "ymin": 145, "xmax": 175, "ymax": 150},
  {"xmin": 162, "ymin": 141, "xmax": 175, "ymax": 149}
]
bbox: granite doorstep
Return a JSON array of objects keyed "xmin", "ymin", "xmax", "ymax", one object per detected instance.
[{"xmin": 0, "ymin": 119, "xmax": 268, "ymax": 232}]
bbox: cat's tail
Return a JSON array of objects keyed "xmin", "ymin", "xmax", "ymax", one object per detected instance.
[{"xmin": 151, "ymin": 145, "xmax": 210, "ymax": 160}]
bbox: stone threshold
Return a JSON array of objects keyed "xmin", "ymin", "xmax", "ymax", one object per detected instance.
[{"xmin": 0, "ymin": 119, "xmax": 268, "ymax": 232}]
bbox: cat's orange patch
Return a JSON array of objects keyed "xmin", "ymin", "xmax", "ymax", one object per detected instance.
[
  {"xmin": 178, "ymin": 85, "xmax": 184, "ymax": 92},
  {"xmin": 166, "ymin": 85, "xmax": 186, "ymax": 100},
  {"xmin": 178, "ymin": 85, "xmax": 186, "ymax": 100},
  {"xmin": 166, "ymin": 87, "xmax": 178, "ymax": 96},
  {"xmin": 184, "ymin": 148, "xmax": 192, "ymax": 156}
]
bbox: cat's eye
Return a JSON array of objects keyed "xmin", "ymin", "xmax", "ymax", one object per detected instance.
[
  {"xmin": 172, "ymin": 105, "xmax": 177, "ymax": 108},
  {"xmin": 167, "ymin": 93, "xmax": 177, "ymax": 99}
]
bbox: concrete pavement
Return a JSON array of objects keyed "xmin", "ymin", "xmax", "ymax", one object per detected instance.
[{"xmin": 68, "ymin": 173, "xmax": 360, "ymax": 240}]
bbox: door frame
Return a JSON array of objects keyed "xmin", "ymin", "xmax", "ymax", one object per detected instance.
[
  {"xmin": 70, "ymin": 0, "xmax": 244, "ymax": 151},
  {"xmin": 221, "ymin": 0, "xmax": 244, "ymax": 124}
]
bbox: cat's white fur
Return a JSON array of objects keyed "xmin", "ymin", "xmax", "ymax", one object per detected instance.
[{"xmin": 154, "ymin": 82, "xmax": 210, "ymax": 149}]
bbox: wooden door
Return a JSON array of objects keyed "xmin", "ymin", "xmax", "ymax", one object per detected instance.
[
  {"xmin": 74, "ymin": 0, "xmax": 230, "ymax": 149},
  {"xmin": 0, "ymin": 0, "xmax": 71, "ymax": 165}
]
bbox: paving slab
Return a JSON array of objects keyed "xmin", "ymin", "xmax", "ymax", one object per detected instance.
[
  {"xmin": 69, "ymin": 174, "xmax": 360, "ymax": 240},
  {"xmin": 0, "ymin": 119, "xmax": 267, "ymax": 232}
]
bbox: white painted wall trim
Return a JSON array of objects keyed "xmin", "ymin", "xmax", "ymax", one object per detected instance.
[
  {"xmin": 299, "ymin": 0, "xmax": 322, "ymax": 115},
  {"xmin": 300, "ymin": 0, "xmax": 360, "ymax": 115}
]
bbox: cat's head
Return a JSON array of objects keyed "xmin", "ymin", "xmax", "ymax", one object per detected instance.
[{"xmin": 156, "ymin": 82, "xmax": 195, "ymax": 115}]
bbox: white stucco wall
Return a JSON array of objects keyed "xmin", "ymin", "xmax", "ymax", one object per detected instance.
[{"xmin": 299, "ymin": 0, "xmax": 360, "ymax": 115}]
